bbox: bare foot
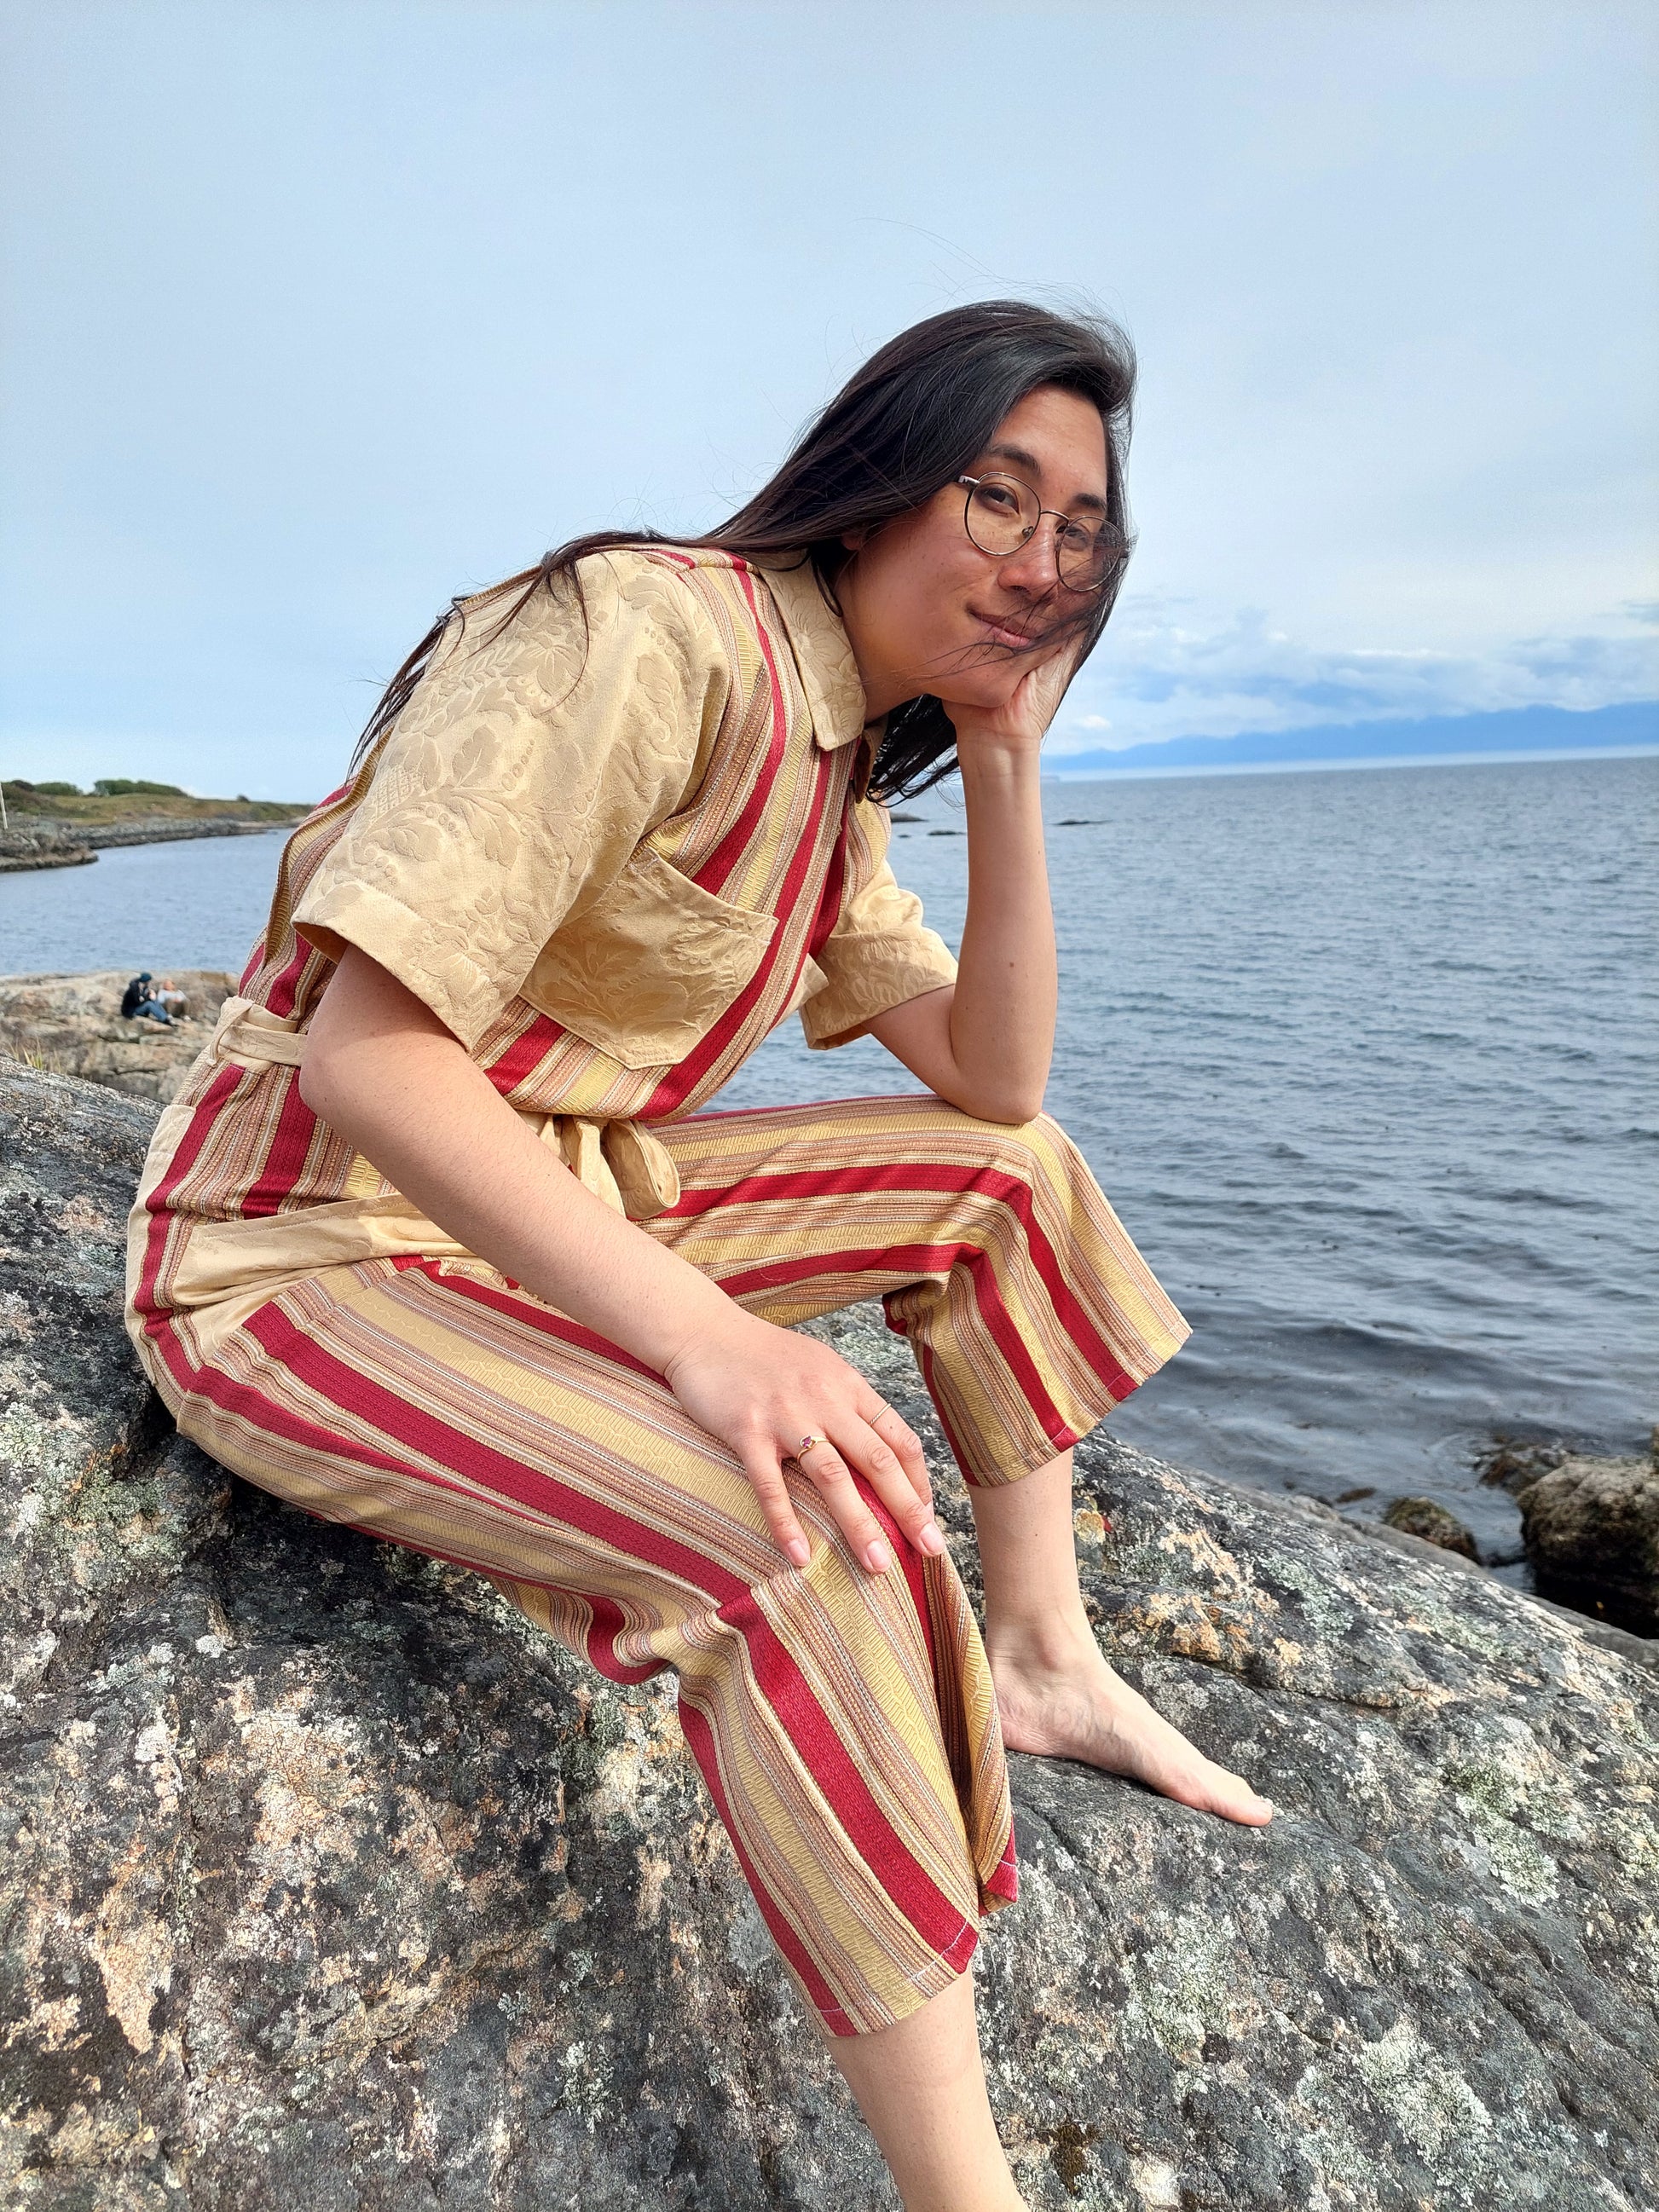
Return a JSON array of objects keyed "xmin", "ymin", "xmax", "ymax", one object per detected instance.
[{"xmin": 986, "ymin": 1617, "xmax": 1275, "ymax": 1827}]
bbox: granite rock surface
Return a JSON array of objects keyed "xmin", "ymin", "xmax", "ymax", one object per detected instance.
[{"xmin": 2, "ymin": 1060, "xmax": 1656, "ymax": 2211}]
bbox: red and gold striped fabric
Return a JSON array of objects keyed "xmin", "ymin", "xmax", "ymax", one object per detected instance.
[{"xmin": 136, "ymin": 1092, "xmax": 1186, "ymax": 2033}]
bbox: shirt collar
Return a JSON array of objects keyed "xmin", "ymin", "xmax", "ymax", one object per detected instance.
[{"xmin": 750, "ymin": 556, "xmax": 870, "ymax": 752}]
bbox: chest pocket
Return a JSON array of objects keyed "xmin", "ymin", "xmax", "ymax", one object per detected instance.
[{"xmin": 518, "ymin": 843, "xmax": 777, "ymax": 1070}]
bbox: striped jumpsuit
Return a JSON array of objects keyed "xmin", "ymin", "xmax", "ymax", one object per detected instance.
[{"xmin": 125, "ymin": 546, "xmax": 1189, "ymax": 2036}]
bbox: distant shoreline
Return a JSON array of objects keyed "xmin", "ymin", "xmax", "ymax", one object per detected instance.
[
  {"xmin": 1039, "ymin": 742, "xmax": 1659, "ymax": 784},
  {"xmin": 1043, "ymin": 699, "xmax": 1657, "ymax": 780},
  {"xmin": 0, "ymin": 791, "xmax": 308, "ymax": 875},
  {"xmin": 0, "ymin": 817, "xmax": 295, "ymax": 873},
  {"xmin": 44, "ymin": 817, "xmax": 292, "ymax": 850}
]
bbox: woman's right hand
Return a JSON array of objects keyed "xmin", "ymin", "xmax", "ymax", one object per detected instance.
[{"xmin": 662, "ymin": 1311, "xmax": 946, "ymax": 1575}]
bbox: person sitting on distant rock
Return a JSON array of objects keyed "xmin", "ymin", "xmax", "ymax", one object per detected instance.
[
  {"xmin": 124, "ymin": 300, "xmax": 1273, "ymax": 2212},
  {"xmin": 118, "ymin": 973, "xmax": 173, "ymax": 1025}
]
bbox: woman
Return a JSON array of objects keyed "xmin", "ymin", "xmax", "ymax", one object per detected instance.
[{"xmin": 126, "ymin": 299, "xmax": 1272, "ymax": 2212}]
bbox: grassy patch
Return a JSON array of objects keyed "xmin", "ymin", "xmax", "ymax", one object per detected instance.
[{"xmin": 2, "ymin": 782, "xmax": 311, "ymax": 824}]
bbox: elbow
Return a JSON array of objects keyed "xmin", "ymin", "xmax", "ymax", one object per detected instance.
[
  {"xmin": 296, "ymin": 1043, "xmax": 341, "ymax": 1127},
  {"xmin": 988, "ymin": 1093, "xmax": 1048, "ymax": 1129},
  {"xmin": 941, "ymin": 1078, "xmax": 1048, "ymax": 1128}
]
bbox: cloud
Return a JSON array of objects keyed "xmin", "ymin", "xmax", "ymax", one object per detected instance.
[{"xmin": 1055, "ymin": 600, "xmax": 1659, "ymax": 752}]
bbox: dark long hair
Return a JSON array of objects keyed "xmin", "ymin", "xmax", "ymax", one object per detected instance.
[{"xmin": 352, "ymin": 299, "xmax": 1136, "ymax": 800}]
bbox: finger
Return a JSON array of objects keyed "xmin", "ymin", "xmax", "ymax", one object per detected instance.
[
  {"xmin": 841, "ymin": 1417, "xmax": 946, "ymax": 1560},
  {"xmin": 795, "ymin": 1440, "xmax": 893, "ymax": 1574},
  {"xmin": 739, "ymin": 1447, "xmax": 812, "ymax": 1570},
  {"xmin": 863, "ymin": 1400, "xmax": 931, "ymax": 1503}
]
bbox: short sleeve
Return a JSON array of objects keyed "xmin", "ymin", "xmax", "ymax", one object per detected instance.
[
  {"xmin": 799, "ymin": 797, "xmax": 958, "ymax": 1049},
  {"xmin": 293, "ymin": 552, "xmax": 729, "ymax": 1049}
]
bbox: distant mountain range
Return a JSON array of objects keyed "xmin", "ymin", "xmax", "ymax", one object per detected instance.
[{"xmin": 1048, "ymin": 700, "xmax": 1659, "ymax": 776}]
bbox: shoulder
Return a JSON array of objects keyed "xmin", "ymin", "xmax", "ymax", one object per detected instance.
[
  {"xmin": 592, "ymin": 545, "xmax": 795, "ymax": 667},
  {"xmin": 567, "ymin": 544, "xmax": 725, "ymax": 637},
  {"xmin": 435, "ymin": 544, "xmax": 794, "ymax": 674},
  {"xmin": 409, "ymin": 549, "xmax": 731, "ymax": 727},
  {"xmin": 576, "ymin": 548, "xmax": 815, "ymax": 720}
]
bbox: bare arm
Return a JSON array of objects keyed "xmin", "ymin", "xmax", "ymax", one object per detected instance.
[
  {"xmin": 867, "ymin": 686, "xmax": 1062, "ymax": 1126},
  {"xmin": 298, "ymin": 945, "xmax": 945, "ymax": 1574}
]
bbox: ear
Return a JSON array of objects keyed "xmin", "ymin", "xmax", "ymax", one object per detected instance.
[{"xmin": 841, "ymin": 524, "xmax": 871, "ymax": 553}]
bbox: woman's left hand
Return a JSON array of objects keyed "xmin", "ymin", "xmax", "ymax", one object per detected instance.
[{"xmin": 948, "ymin": 633, "xmax": 1083, "ymax": 758}]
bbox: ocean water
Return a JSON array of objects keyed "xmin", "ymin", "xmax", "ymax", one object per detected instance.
[
  {"xmin": 3, "ymin": 754, "xmax": 1652, "ymax": 1571},
  {"xmin": 0, "ymin": 829, "xmax": 295, "ymax": 981}
]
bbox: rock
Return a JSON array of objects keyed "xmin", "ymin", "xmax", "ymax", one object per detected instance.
[
  {"xmin": 1379, "ymin": 1495, "xmax": 1478, "ymax": 1559},
  {"xmin": 42, "ymin": 817, "xmax": 287, "ymax": 852},
  {"xmin": 1518, "ymin": 1443, "xmax": 1659, "ymax": 1637},
  {"xmin": 0, "ymin": 808, "xmax": 305, "ymax": 867},
  {"xmin": 0, "ymin": 970, "xmax": 234, "ymax": 1103},
  {"xmin": 1316, "ymin": 1501, "xmax": 1659, "ymax": 1671},
  {"xmin": 0, "ymin": 835, "xmax": 95, "ymax": 873},
  {"xmin": 1476, "ymin": 1436, "xmax": 1569, "ymax": 1499},
  {"xmin": 3, "ymin": 1059, "xmax": 1657, "ymax": 2212}
]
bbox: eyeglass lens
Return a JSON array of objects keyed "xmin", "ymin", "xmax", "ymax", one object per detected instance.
[{"xmin": 963, "ymin": 476, "xmax": 1126, "ymax": 591}]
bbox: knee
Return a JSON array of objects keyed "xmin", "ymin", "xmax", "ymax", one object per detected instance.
[
  {"xmin": 1023, "ymin": 1107, "xmax": 1093, "ymax": 1186},
  {"xmin": 955, "ymin": 1105, "xmax": 1097, "ymax": 1210},
  {"xmin": 729, "ymin": 1493, "xmax": 935, "ymax": 1701}
]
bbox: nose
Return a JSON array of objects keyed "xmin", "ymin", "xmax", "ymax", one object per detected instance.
[{"xmin": 997, "ymin": 512, "xmax": 1065, "ymax": 595}]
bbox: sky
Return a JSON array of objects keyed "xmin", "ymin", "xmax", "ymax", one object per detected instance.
[{"xmin": 2, "ymin": 0, "xmax": 1656, "ymax": 800}]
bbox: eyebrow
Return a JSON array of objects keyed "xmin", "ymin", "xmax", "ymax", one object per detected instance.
[{"xmin": 982, "ymin": 441, "xmax": 1109, "ymax": 517}]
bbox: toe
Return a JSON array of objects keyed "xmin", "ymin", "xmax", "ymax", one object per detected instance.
[{"xmin": 1212, "ymin": 1768, "xmax": 1274, "ymax": 1825}]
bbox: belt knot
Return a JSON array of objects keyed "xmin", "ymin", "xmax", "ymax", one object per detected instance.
[{"xmin": 538, "ymin": 1113, "xmax": 680, "ymax": 1221}]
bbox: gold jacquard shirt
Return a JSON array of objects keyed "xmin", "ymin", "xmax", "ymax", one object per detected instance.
[
  {"xmin": 127, "ymin": 547, "xmax": 960, "ymax": 1372},
  {"xmin": 286, "ymin": 547, "xmax": 955, "ymax": 1066}
]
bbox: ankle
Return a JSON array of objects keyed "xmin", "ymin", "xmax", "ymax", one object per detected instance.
[{"xmin": 982, "ymin": 1600, "xmax": 1099, "ymax": 1673}]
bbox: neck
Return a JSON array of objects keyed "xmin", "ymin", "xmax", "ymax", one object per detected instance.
[{"xmin": 833, "ymin": 565, "xmax": 912, "ymax": 718}]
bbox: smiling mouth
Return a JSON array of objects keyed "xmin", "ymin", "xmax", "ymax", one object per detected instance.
[{"xmin": 971, "ymin": 609, "xmax": 1038, "ymax": 649}]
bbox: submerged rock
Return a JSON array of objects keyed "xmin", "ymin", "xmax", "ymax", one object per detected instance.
[
  {"xmin": 1380, "ymin": 1494, "xmax": 1478, "ymax": 1559},
  {"xmin": 1518, "ymin": 1441, "xmax": 1659, "ymax": 1637},
  {"xmin": 1477, "ymin": 1435, "xmax": 1570, "ymax": 1498},
  {"xmin": 2, "ymin": 1060, "xmax": 1656, "ymax": 2211},
  {"xmin": 0, "ymin": 969, "xmax": 234, "ymax": 1103}
]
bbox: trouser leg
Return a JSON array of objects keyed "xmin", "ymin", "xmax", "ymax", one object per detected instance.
[
  {"xmin": 645, "ymin": 1093, "xmax": 1189, "ymax": 1485},
  {"xmin": 159, "ymin": 1253, "xmax": 1010, "ymax": 2036},
  {"xmin": 151, "ymin": 1092, "xmax": 1183, "ymax": 2035}
]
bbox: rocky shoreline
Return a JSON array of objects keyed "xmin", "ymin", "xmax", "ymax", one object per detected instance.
[
  {"xmin": 0, "ymin": 817, "xmax": 293, "ymax": 872},
  {"xmin": 0, "ymin": 842, "xmax": 97, "ymax": 872},
  {"xmin": 2, "ymin": 1058, "xmax": 1656, "ymax": 2209}
]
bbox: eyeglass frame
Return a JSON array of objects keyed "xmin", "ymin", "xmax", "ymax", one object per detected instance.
[{"xmin": 956, "ymin": 471, "xmax": 1130, "ymax": 594}]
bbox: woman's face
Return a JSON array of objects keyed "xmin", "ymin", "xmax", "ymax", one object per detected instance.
[{"xmin": 835, "ymin": 383, "xmax": 1112, "ymax": 720}]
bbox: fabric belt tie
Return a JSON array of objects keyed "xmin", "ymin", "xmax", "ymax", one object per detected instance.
[
  {"xmin": 210, "ymin": 997, "xmax": 681, "ymax": 1222},
  {"xmin": 532, "ymin": 1112, "xmax": 680, "ymax": 1222}
]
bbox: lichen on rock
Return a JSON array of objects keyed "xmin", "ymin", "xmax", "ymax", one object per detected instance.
[{"xmin": 2, "ymin": 1060, "xmax": 1656, "ymax": 2210}]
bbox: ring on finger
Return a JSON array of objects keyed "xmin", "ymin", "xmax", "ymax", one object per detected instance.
[{"xmin": 796, "ymin": 1432, "xmax": 826, "ymax": 1456}]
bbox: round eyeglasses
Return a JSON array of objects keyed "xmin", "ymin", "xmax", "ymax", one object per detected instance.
[{"xmin": 957, "ymin": 472, "xmax": 1130, "ymax": 595}]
